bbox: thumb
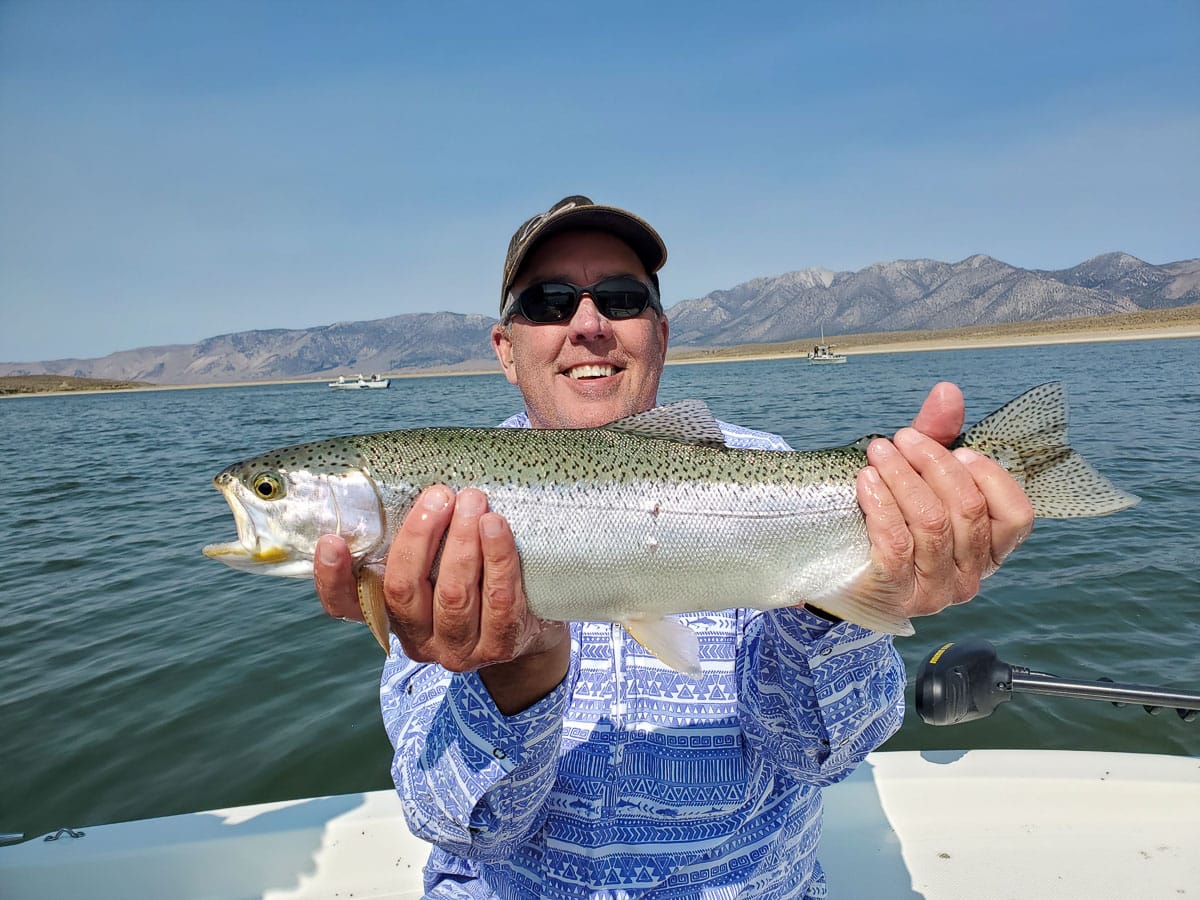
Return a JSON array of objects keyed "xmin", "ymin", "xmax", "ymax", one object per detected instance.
[
  {"xmin": 910, "ymin": 382, "xmax": 965, "ymax": 447},
  {"xmin": 314, "ymin": 534, "xmax": 363, "ymax": 621}
]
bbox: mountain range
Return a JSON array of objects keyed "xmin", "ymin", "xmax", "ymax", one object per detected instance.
[{"xmin": 3, "ymin": 252, "xmax": 1196, "ymax": 385}]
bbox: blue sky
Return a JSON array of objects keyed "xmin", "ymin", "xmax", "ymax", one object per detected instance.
[{"xmin": 1, "ymin": 1, "xmax": 1197, "ymax": 362}]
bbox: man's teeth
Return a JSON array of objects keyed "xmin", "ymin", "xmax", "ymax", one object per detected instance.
[{"xmin": 567, "ymin": 365, "xmax": 616, "ymax": 379}]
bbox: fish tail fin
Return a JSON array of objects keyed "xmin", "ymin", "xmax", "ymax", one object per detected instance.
[
  {"xmin": 357, "ymin": 566, "xmax": 392, "ymax": 652},
  {"xmin": 957, "ymin": 382, "xmax": 1139, "ymax": 518}
]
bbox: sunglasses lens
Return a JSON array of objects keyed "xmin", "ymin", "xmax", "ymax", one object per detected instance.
[
  {"xmin": 592, "ymin": 278, "xmax": 650, "ymax": 319},
  {"xmin": 511, "ymin": 277, "xmax": 654, "ymax": 323},
  {"xmin": 517, "ymin": 283, "xmax": 579, "ymax": 323}
]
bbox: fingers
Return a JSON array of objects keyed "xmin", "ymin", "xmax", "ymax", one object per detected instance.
[
  {"xmin": 384, "ymin": 486, "xmax": 455, "ymax": 656},
  {"xmin": 431, "ymin": 489, "xmax": 488, "ymax": 668},
  {"xmin": 951, "ymin": 446, "xmax": 1035, "ymax": 571},
  {"xmin": 382, "ymin": 487, "xmax": 538, "ymax": 672},
  {"xmin": 314, "ymin": 534, "xmax": 363, "ymax": 621},
  {"xmin": 476, "ymin": 512, "xmax": 531, "ymax": 662},
  {"xmin": 863, "ymin": 436, "xmax": 957, "ymax": 612},
  {"xmin": 895, "ymin": 429, "xmax": 992, "ymax": 603},
  {"xmin": 856, "ymin": 463, "xmax": 916, "ymax": 600},
  {"xmin": 863, "ymin": 428, "xmax": 993, "ymax": 614},
  {"xmin": 907, "ymin": 382, "xmax": 1033, "ymax": 577}
]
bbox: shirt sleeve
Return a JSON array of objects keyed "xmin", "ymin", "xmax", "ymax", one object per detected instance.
[
  {"xmin": 736, "ymin": 607, "xmax": 905, "ymax": 786},
  {"xmin": 380, "ymin": 638, "xmax": 579, "ymax": 860}
]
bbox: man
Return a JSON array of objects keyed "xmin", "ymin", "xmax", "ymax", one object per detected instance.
[{"xmin": 315, "ymin": 196, "xmax": 1033, "ymax": 897}]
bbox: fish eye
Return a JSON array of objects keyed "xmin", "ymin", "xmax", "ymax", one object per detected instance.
[{"xmin": 251, "ymin": 472, "xmax": 285, "ymax": 500}]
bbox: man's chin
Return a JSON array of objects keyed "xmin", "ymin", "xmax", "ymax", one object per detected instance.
[{"xmin": 548, "ymin": 380, "xmax": 632, "ymax": 427}]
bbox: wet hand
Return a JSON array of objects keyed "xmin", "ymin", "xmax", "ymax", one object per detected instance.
[
  {"xmin": 856, "ymin": 382, "xmax": 1034, "ymax": 618},
  {"xmin": 313, "ymin": 487, "xmax": 569, "ymax": 712},
  {"xmin": 381, "ymin": 486, "xmax": 568, "ymax": 673}
]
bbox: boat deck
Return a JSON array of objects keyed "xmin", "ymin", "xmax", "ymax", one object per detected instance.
[{"xmin": 2, "ymin": 750, "xmax": 1197, "ymax": 898}]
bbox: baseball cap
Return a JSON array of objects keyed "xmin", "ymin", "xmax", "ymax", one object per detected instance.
[{"xmin": 500, "ymin": 195, "xmax": 668, "ymax": 313}]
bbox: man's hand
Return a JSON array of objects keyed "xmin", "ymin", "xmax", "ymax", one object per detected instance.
[
  {"xmin": 314, "ymin": 486, "xmax": 569, "ymax": 714},
  {"xmin": 855, "ymin": 382, "xmax": 1034, "ymax": 618}
]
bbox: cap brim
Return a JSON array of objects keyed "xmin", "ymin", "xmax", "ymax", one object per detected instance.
[{"xmin": 503, "ymin": 206, "xmax": 667, "ymax": 299}]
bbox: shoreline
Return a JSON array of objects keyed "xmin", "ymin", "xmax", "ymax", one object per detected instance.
[
  {"xmin": 5, "ymin": 314, "xmax": 1198, "ymax": 398},
  {"xmin": 665, "ymin": 321, "xmax": 1200, "ymax": 366}
]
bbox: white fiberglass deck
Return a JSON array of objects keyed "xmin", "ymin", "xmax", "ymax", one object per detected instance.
[{"xmin": 2, "ymin": 750, "xmax": 1197, "ymax": 899}]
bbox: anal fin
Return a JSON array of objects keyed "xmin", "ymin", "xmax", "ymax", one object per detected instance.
[
  {"xmin": 621, "ymin": 614, "xmax": 702, "ymax": 677},
  {"xmin": 356, "ymin": 566, "xmax": 391, "ymax": 652},
  {"xmin": 806, "ymin": 566, "xmax": 916, "ymax": 636}
]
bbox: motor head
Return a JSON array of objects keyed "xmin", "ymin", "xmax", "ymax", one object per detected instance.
[{"xmin": 916, "ymin": 639, "xmax": 1015, "ymax": 725}]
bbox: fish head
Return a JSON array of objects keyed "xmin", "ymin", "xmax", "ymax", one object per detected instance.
[{"xmin": 202, "ymin": 450, "xmax": 385, "ymax": 577}]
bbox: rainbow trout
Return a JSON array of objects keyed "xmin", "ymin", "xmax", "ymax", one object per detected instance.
[{"xmin": 203, "ymin": 383, "xmax": 1137, "ymax": 674}]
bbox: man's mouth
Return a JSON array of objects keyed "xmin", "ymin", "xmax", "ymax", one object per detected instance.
[{"xmin": 565, "ymin": 364, "xmax": 619, "ymax": 380}]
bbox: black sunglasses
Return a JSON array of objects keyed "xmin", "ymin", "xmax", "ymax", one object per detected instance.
[{"xmin": 504, "ymin": 276, "xmax": 661, "ymax": 324}]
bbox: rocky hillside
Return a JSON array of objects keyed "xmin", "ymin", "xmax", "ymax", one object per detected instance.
[
  {"xmin": 667, "ymin": 253, "xmax": 1200, "ymax": 347},
  {"xmin": 1, "ymin": 312, "xmax": 497, "ymax": 385},
  {"xmin": 3, "ymin": 253, "xmax": 1195, "ymax": 384}
]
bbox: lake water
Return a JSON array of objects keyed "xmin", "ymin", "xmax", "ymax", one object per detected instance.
[{"xmin": 1, "ymin": 339, "xmax": 1197, "ymax": 838}]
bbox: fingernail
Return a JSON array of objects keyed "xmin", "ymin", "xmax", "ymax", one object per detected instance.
[
  {"xmin": 953, "ymin": 447, "xmax": 981, "ymax": 464},
  {"xmin": 457, "ymin": 490, "xmax": 486, "ymax": 516},
  {"xmin": 421, "ymin": 487, "xmax": 451, "ymax": 511},
  {"xmin": 480, "ymin": 515, "xmax": 504, "ymax": 538},
  {"xmin": 317, "ymin": 538, "xmax": 340, "ymax": 565},
  {"xmin": 860, "ymin": 466, "xmax": 880, "ymax": 486},
  {"xmin": 894, "ymin": 428, "xmax": 922, "ymax": 448},
  {"xmin": 868, "ymin": 438, "xmax": 893, "ymax": 458}
]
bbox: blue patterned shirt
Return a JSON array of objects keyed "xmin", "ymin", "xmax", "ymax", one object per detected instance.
[{"xmin": 379, "ymin": 412, "xmax": 905, "ymax": 898}]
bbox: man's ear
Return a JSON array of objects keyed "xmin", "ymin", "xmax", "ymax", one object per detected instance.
[{"xmin": 491, "ymin": 324, "xmax": 519, "ymax": 385}]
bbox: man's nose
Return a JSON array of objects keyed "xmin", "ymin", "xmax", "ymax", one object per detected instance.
[{"xmin": 568, "ymin": 294, "xmax": 611, "ymax": 340}]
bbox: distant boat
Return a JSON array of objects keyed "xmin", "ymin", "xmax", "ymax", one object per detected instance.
[
  {"xmin": 808, "ymin": 344, "xmax": 847, "ymax": 364},
  {"xmin": 328, "ymin": 374, "xmax": 390, "ymax": 390},
  {"xmin": 807, "ymin": 328, "xmax": 847, "ymax": 364}
]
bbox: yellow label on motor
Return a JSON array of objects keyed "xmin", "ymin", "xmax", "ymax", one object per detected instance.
[{"xmin": 928, "ymin": 642, "xmax": 954, "ymax": 665}]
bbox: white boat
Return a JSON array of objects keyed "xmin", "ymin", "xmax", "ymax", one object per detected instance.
[
  {"xmin": 328, "ymin": 374, "xmax": 390, "ymax": 389},
  {"xmin": 807, "ymin": 326, "xmax": 847, "ymax": 364},
  {"xmin": 808, "ymin": 343, "xmax": 847, "ymax": 364},
  {"xmin": 2, "ymin": 749, "xmax": 1197, "ymax": 899}
]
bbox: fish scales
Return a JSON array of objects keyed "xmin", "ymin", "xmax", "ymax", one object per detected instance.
[
  {"xmin": 204, "ymin": 384, "xmax": 1139, "ymax": 674},
  {"xmin": 334, "ymin": 428, "xmax": 873, "ymax": 629}
]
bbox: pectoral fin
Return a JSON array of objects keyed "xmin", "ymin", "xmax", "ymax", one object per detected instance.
[
  {"xmin": 356, "ymin": 566, "xmax": 391, "ymax": 652},
  {"xmin": 620, "ymin": 614, "xmax": 702, "ymax": 677}
]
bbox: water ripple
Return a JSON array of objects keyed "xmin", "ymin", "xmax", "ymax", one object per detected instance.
[{"xmin": 2, "ymin": 341, "xmax": 1197, "ymax": 836}]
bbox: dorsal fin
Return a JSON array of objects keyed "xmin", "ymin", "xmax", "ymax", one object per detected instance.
[{"xmin": 602, "ymin": 399, "xmax": 727, "ymax": 447}]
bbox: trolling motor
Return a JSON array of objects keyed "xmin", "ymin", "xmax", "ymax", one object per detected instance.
[{"xmin": 915, "ymin": 639, "xmax": 1200, "ymax": 726}]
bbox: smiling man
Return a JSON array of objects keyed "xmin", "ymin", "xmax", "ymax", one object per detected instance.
[
  {"xmin": 493, "ymin": 225, "xmax": 669, "ymax": 430},
  {"xmin": 314, "ymin": 195, "xmax": 1033, "ymax": 898}
]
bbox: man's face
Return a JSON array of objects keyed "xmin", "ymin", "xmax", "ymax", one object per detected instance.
[{"xmin": 492, "ymin": 230, "xmax": 669, "ymax": 429}]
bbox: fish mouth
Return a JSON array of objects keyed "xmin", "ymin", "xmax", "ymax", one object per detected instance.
[
  {"xmin": 203, "ymin": 473, "xmax": 297, "ymax": 570},
  {"xmin": 564, "ymin": 363, "xmax": 621, "ymax": 380},
  {"xmin": 201, "ymin": 541, "xmax": 292, "ymax": 565}
]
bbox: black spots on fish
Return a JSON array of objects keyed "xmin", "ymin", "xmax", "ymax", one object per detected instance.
[
  {"xmin": 1024, "ymin": 449, "xmax": 1138, "ymax": 518},
  {"xmin": 226, "ymin": 437, "xmax": 372, "ymax": 492},
  {"xmin": 961, "ymin": 382, "xmax": 1068, "ymax": 461},
  {"xmin": 959, "ymin": 382, "xmax": 1138, "ymax": 519},
  {"xmin": 603, "ymin": 400, "xmax": 727, "ymax": 447}
]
